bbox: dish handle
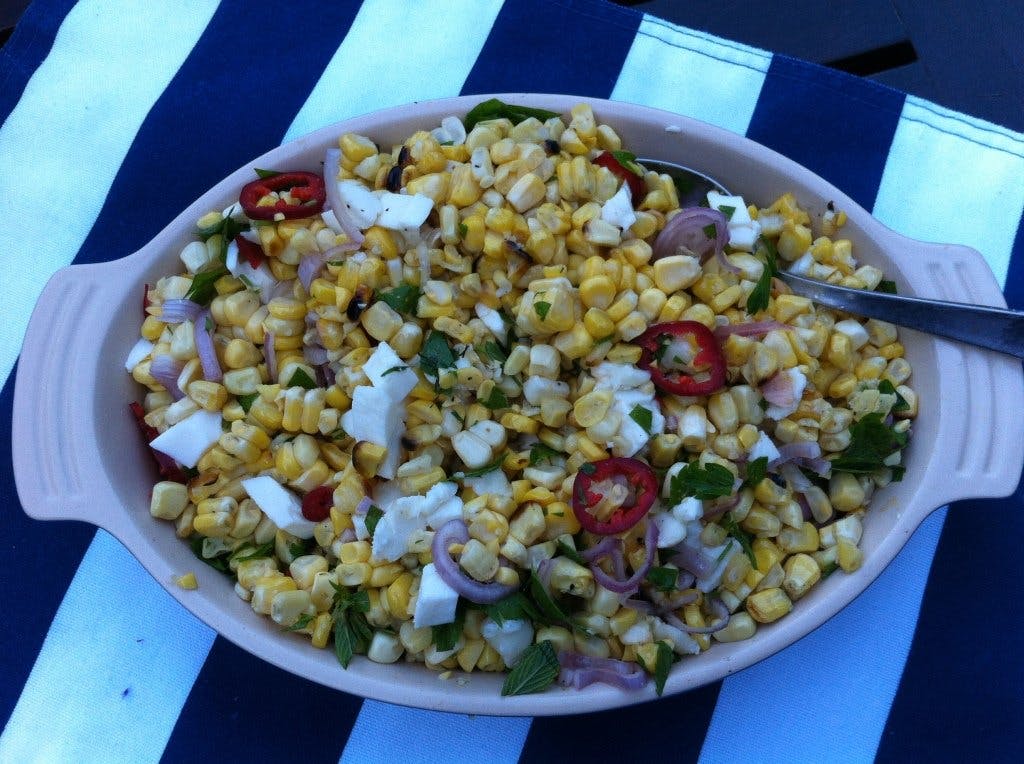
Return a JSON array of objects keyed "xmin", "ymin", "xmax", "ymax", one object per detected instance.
[
  {"xmin": 13, "ymin": 260, "xmax": 139, "ymax": 525},
  {"xmin": 885, "ymin": 232, "xmax": 1024, "ymax": 507}
]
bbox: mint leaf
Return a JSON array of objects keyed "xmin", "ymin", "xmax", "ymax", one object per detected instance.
[
  {"xmin": 381, "ymin": 365, "xmax": 409, "ymax": 377},
  {"xmin": 721, "ymin": 512, "xmax": 756, "ymax": 567},
  {"xmin": 287, "ymin": 367, "xmax": 317, "ymax": 390},
  {"xmin": 629, "ymin": 405, "xmax": 653, "ymax": 434},
  {"xmin": 529, "ymin": 442, "xmax": 561, "ymax": 467},
  {"xmin": 184, "ymin": 267, "xmax": 228, "ymax": 306},
  {"xmin": 364, "ymin": 505, "xmax": 383, "ymax": 538},
  {"xmin": 877, "ymin": 280, "xmax": 898, "ymax": 294},
  {"xmin": 534, "ymin": 301, "xmax": 551, "ymax": 320},
  {"xmin": 653, "ymin": 640, "xmax": 673, "ymax": 696},
  {"xmin": 830, "ymin": 412, "xmax": 908, "ymax": 477},
  {"xmin": 254, "ymin": 168, "xmax": 281, "ymax": 179},
  {"xmin": 718, "ymin": 205, "xmax": 736, "ymax": 220},
  {"xmin": 746, "ymin": 237, "xmax": 779, "ymax": 314},
  {"xmin": 501, "ymin": 640, "xmax": 560, "ymax": 696},
  {"xmin": 484, "ymin": 592, "xmax": 542, "ymax": 627},
  {"xmin": 669, "ymin": 461, "xmax": 735, "ymax": 503},
  {"xmin": 743, "ymin": 456, "xmax": 769, "ymax": 488},
  {"xmin": 377, "ymin": 283, "xmax": 421, "ymax": 315},
  {"xmin": 418, "ymin": 331, "xmax": 456, "ymax": 378},
  {"xmin": 480, "ymin": 386, "xmax": 509, "ymax": 410},
  {"xmin": 646, "ymin": 566, "xmax": 679, "ymax": 592},
  {"xmin": 282, "ymin": 613, "xmax": 314, "ymax": 632},
  {"xmin": 878, "ymin": 379, "xmax": 909, "ymax": 411},
  {"xmin": 464, "ymin": 98, "xmax": 560, "ymax": 131},
  {"xmin": 237, "ymin": 392, "xmax": 258, "ymax": 413}
]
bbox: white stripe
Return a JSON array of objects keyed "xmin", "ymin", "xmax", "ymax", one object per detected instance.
[
  {"xmin": 0, "ymin": 0, "xmax": 220, "ymax": 392},
  {"xmin": 0, "ymin": 531, "xmax": 217, "ymax": 764},
  {"xmin": 339, "ymin": 701, "xmax": 531, "ymax": 764},
  {"xmin": 701, "ymin": 93, "xmax": 1024, "ymax": 763},
  {"xmin": 283, "ymin": 0, "xmax": 505, "ymax": 142},
  {"xmin": 699, "ymin": 509, "xmax": 946, "ymax": 764},
  {"xmin": 611, "ymin": 15, "xmax": 771, "ymax": 136},
  {"xmin": 873, "ymin": 96, "xmax": 1024, "ymax": 287}
]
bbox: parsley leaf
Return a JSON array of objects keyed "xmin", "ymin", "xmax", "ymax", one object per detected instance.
[
  {"xmin": 364, "ymin": 505, "xmax": 384, "ymax": 538},
  {"xmin": 458, "ymin": 222, "xmax": 469, "ymax": 238},
  {"xmin": 188, "ymin": 536, "xmax": 232, "ymax": 575},
  {"xmin": 721, "ymin": 512, "xmax": 757, "ymax": 567},
  {"xmin": 196, "ymin": 214, "xmax": 250, "ymax": 244},
  {"xmin": 646, "ymin": 566, "xmax": 679, "ymax": 592},
  {"xmin": 528, "ymin": 572, "xmax": 575, "ymax": 627},
  {"xmin": 237, "ymin": 392, "xmax": 258, "ymax": 413},
  {"xmin": 529, "ymin": 442, "xmax": 562, "ymax": 467},
  {"xmin": 501, "ymin": 640, "xmax": 560, "ymax": 696},
  {"xmin": 669, "ymin": 461, "xmax": 735, "ymax": 503},
  {"xmin": 746, "ymin": 236, "xmax": 779, "ymax": 314},
  {"xmin": 702, "ymin": 223, "xmax": 718, "ymax": 239},
  {"xmin": 718, "ymin": 204, "xmax": 736, "ymax": 220},
  {"xmin": 184, "ymin": 266, "xmax": 228, "ymax": 306},
  {"xmin": 480, "ymin": 386, "xmax": 509, "ymax": 410},
  {"xmin": 287, "ymin": 367, "xmax": 317, "ymax": 390},
  {"xmin": 231, "ymin": 540, "xmax": 275, "ymax": 563},
  {"xmin": 331, "ymin": 587, "xmax": 372, "ymax": 669},
  {"xmin": 876, "ymin": 280, "xmax": 898, "ymax": 294},
  {"xmin": 418, "ymin": 331, "xmax": 456, "ymax": 378},
  {"xmin": 376, "ymin": 283, "xmax": 421, "ymax": 315},
  {"xmin": 484, "ymin": 592, "xmax": 542, "ymax": 627},
  {"xmin": 877, "ymin": 379, "xmax": 909, "ymax": 411},
  {"xmin": 464, "ymin": 98, "xmax": 560, "ymax": 131},
  {"xmin": 533, "ymin": 301, "xmax": 552, "ymax": 320},
  {"xmin": 432, "ymin": 603, "xmax": 466, "ymax": 651},
  {"xmin": 629, "ymin": 405, "xmax": 653, "ymax": 434},
  {"xmin": 653, "ymin": 640, "xmax": 674, "ymax": 696},
  {"xmin": 282, "ymin": 613, "xmax": 314, "ymax": 632},
  {"xmin": 556, "ymin": 540, "xmax": 586, "ymax": 567},
  {"xmin": 476, "ymin": 340, "xmax": 508, "ymax": 364},
  {"xmin": 743, "ymin": 456, "xmax": 769, "ymax": 488},
  {"xmin": 830, "ymin": 412, "xmax": 908, "ymax": 477},
  {"xmin": 381, "ymin": 365, "xmax": 409, "ymax": 377},
  {"xmin": 253, "ymin": 167, "xmax": 281, "ymax": 179},
  {"xmin": 455, "ymin": 452, "xmax": 506, "ymax": 479}
]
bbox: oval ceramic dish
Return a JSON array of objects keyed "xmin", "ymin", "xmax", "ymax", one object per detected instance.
[{"xmin": 13, "ymin": 94, "xmax": 1024, "ymax": 715}]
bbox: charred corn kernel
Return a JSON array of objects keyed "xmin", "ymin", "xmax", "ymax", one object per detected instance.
[
  {"xmin": 541, "ymin": 500, "xmax": 579, "ymax": 537},
  {"xmin": 552, "ymin": 324, "xmax": 594, "ymax": 359},
  {"xmin": 141, "ymin": 315, "xmax": 165, "ymax": 341},
  {"xmin": 829, "ymin": 471, "xmax": 866, "ymax": 512},
  {"xmin": 895, "ymin": 384, "xmax": 917, "ymax": 417},
  {"xmin": 185, "ymin": 379, "xmax": 227, "ymax": 412},
  {"xmin": 753, "ymin": 478, "xmax": 789, "ymax": 506},
  {"xmin": 837, "ymin": 539, "xmax": 863, "ymax": 572},
  {"xmin": 884, "ymin": 357, "xmax": 912, "ymax": 385},
  {"xmin": 778, "ymin": 522, "xmax": 820, "ymax": 553},
  {"xmin": 649, "ymin": 433, "xmax": 682, "ymax": 467},
  {"xmin": 400, "ymin": 466, "xmax": 447, "ymax": 494},
  {"xmin": 222, "ymin": 339, "xmax": 260, "ymax": 369},
  {"xmin": 236, "ymin": 558, "xmax": 278, "ymax": 590},
  {"xmin": 222, "ymin": 368, "xmax": 261, "ymax": 397},
  {"xmin": 192, "ymin": 509, "xmax": 234, "ymax": 538},
  {"xmin": 539, "ymin": 398, "xmax": 572, "ymax": 428},
  {"xmin": 150, "ymin": 481, "xmax": 189, "ymax": 520},
  {"xmin": 267, "ymin": 296, "xmax": 306, "ymax": 321},
  {"xmin": 573, "ymin": 390, "xmax": 613, "ymax": 427},
  {"xmin": 500, "ymin": 412, "xmax": 540, "ymax": 435},
  {"xmin": 582, "ymin": 308, "xmax": 614, "ymax": 341},
  {"xmin": 339, "ymin": 540, "xmax": 371, "ymax": 564},
  {"xmin": 174, "ymin": 572, "xmax": 198, "ymax": 590},
  {"xmin": 826, "ymin": 332, "xmax": 856, "ymax": 371},
  {"xmin": 801, "ymin": 485, "xmax": 833, "ymax": 524},
  {"xmin": 746, "ymin": 587, "xmax": 792, "ymax": 623},
  {"xmin": 309, "ymin": 613, "xmax": 333, "ymax": 648},
  {"xmin": 579, "ymin": 275, "xmax": 616, "ymax": 310}
]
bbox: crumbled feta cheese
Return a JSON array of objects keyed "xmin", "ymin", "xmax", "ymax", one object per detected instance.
[
  {"xmin": 149, "ymin": 409, "xmax": 222, "ymax": 468},
  {"xmin": 747, "ymin": 431, "xmax": 781, "ymax": 464},
  {"xmin": 430, "ymin": 115, "xmax": 467, "ymax": 146},
  {"xmin": 653, "ymin": 511, "xmax": 687, "ymax": 548},
  {"xmin": 707, "ymin": 191, "xmax": 761, "ymax": 252},
  {"xmin": 124, "ymin": 338, "xmax": 153, "ymax": 372},
  {"xmin": 371, "ymin": 483, "xmax": 462, "ymax": 562},
  {"xmin": 590, "ymin": 363, "xmax": 664, "ymax": 457},
  {"xmin": 601, "ymin": 181, "xmax": 636, "ymax": 231},
  {"xmin": 522, "ymin": 376, "xmax": 570, "ymax": 405},
  {"xmin": 465, "ymin": 468, "xmax": 512, "ymax": 498},
  {"xmin": 413, "ymin": 563, "xmax": 459, "ymax": 628},
  {"xmin": 336, "ymin": 180, "xmax": 381, "ymax": 228},
  {"xmin": 241, "ymin": 475, "xmax": 316, "ymax": 539},
  {"xmin": 620, "ymin": 619, "xmax": 654, "ymax": 645},
  {"xmin": 788, "ymin": 252, "xmax": 815, "ymax": 276},
  {"xmin": 481, "ymin": 618, "xmax": 534, "ymax": 667},
  {"xmin": 340, "ymin": 385, "xmax": 403, "ymax": 478},
  {"xmin": 474, "ymin": 303, "xmax": 506, "ymax": 336},
  {"xmin": 671, "ymin": 496, "xmax": 703, "ymax": 524},
  {"xmin": 376, "ymin": 191, "xmax": 433, "ymax": 233},
  {"xmin": 361, "ymin": 341, "xmax": 418, "ymax": 400}
]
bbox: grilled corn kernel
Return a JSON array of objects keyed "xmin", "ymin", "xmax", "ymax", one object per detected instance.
[{"xmin": 746, "ymin": 587, "xmax": 793, "ymax": 623}]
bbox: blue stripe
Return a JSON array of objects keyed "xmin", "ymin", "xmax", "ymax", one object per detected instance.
[
  {"xmin": 159, "ymin": 639, "xmax": 364, "ymax": 763},
  {"xmin": 0, "ymin": 366, "xmax": 96, "ymax": 727},
  {"xmin": 746, "ymin": 54, "xmax": 905, "ymax": 209},
  {"xmin": 73, "ymin": 0, "xmax": 363, "ymax": 265},
  {"xmin": 461, "ymin": 0, "xmax": 641, "ymax": 96},
  {"xmin": 0, "ymin": 0, "xmax": 76, "ymax": 125}
]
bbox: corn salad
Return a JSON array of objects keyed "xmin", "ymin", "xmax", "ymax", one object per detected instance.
[{"xmin": 127, "ymin": 101, "xmax": 915, "ymax": 696}]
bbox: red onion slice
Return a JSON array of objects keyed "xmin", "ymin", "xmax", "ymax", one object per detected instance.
[
  {"xmin": 355, "ymin": 496, "xmax": 373, "ymax": 516},
  {"xmin": 581, "ymin": 536, "xmax": 620, "ymax": 563},
  {"xmin": 663, "ymin": 597, "xmax": 729, "ymax": 634},
  {"xmin": 652, "ymin": 207, "xmax": 728, "ymax": 263},
  {"xmin": 304, "ymin": 343, "xmax": 330, "ymax": 366},
  {"xmin": 264, "ymin": 331, "xmax": 277, "ymax": 382},
  {"xmin": 557, "ymin": 652, "xmax": 648, "ymax": 690},
  {"xmin": 761, "ymin": 370, "xmax": 800, "ymax": 407},
  {"xmin": 712, "ymin": 320, "xmax": 788, "ymax": 342},
  {"xmin": 194, "ymin": 309, "xmax": 223, "ymax": 382},
  {"xmin": 779, "ymin": 461, "xmax": 813, "ymax": 492},
  {"xmin": 297, "ymin": 252, "xmax": 327, "ymax": 292},
  {"xmin": 431, "ymin": 519, "xmax": 517, "ymax": 604},
  {"xmin": 771, "ymin": 441, "xmax": 822, "ymax": 465},
  {"xmin": 323, "ymin": 148, "xmax": 365, "ymax": 248},
  {"xmin": 159, "ymin": 298, "xmax": 203, "ymax": 324},
  {"xmin": 667, "ymin": 541, "xmax": 714, "ymax": 578},
  {"xmin": 589, "ymin": 522, "xmax": 659, "ymax": 595},
  {"xmin": 149, "ymin": 354, "xmax": 186, "ymax": 400}
]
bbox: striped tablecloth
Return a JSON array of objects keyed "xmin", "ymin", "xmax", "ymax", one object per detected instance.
[{"xmin": 2, "ymin": 1, "xmax": 1022, "ymax": 761}]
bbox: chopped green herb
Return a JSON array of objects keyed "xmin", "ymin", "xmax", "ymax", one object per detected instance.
[
  {"xmin": 376, "ymin": 283, "xmax": 422, "ymax": 315},
  {"xmin": 188, "ymin": 536, "xmax": 232, "ymax": 575},
  {"xmin": 592, "ymin": 334, "xmax": 615, "ymax": 347},
  {"xmin": 458, "ymin": 222, "xmax": 469, "ymax": 238},
  {"xmin": 702, "ymin": 223, "xmax": 717, "ymax": 239},
  {"xmin": 579, "ymin": 462, "xmax": 596, "ymax": 476},
  {"xmin": 533, "ymin": 301, "xmax": 552, "ymax": 320},
  {"xmin": 431, "ymin": 604, "xmax": 465, "ymax": 651},
  {"xmin": 477, "ymin": 340, "xmax": 508, "ymax": 364},
  {"xmin": 381, "ymin": 365, "xmax": 409, "ymax": 377},
  {"xmin": 456, "ymin": 452, "xmax": 507, "ymax": 479},
  {"xmin": 529, "ymin": 442, "xmax": 562, "ymax": 467},
  {"xmin": 610, "ymin": 149, "xmax": 638, "ymax": 165},
  {"xmin": 464, "ymin": 98, "xmax": 560, "ymax": 131},
  {"xmin": 646, "ymin": 566, "xmax": 679, "ymax": 592},
  {"xmin": 232, "ymin": 540, "xmax": 275, "ymax": 563},
  {"xmin": 288, "ymin": 539, "xmax": 309, "ymax": 560},
  {"xmin": 418, "ymin": 331, "xmax": 456, "ymax": 378},
  {"xmin": 484, "ymin": 592, "xmax": 542, "ymax": 627},
  {"xmin": 556, "ymin": 540, "xmax": 586, "ymax": 566},
  {"xmin": 830, "ymin": 412, "xmax": 908, "ymax": 477},
  {"xmin": 746, "ymin": 237, "xmax": 779, "ymax": 314},
  {"xmin": 721, "ymin": 513, "xmax": 757, "ymax": 567},
  {"xmin": 528, "ymin": 572, "xmax": 574, "ymax": 627},
  {"xmin": 282, "ymin": 613, "xmax": 314, "ymax": 632},
  {"xmin": 669, "ymin": 460, "xmax": 735, "ymax": 503},
  {"xmin": 238, "ymin": 274, "xmax": 257, "ymax": 291},
  {"xmin": 758, "ymin": 397, "xmax": 770, "ymax": 412},
  {"xmin": 501, "ymin": 640, "xmax": 560, "ymax": 696},
  {"xmin": 184, "ymin": 266, "xmax": 229, "ymax": 306},
  {"xmin": 331, "ymin": 587, "xmax": 372, "ymax": 669},
  {"xmin": 878, "ymin": 379, "xmax": 910, "ymax": 411},
  {"xmin": 253, "ymin": 167, "xmax": 281, "ymax": 179},
  {"xmin": 653, "ymin": 640, "xmax": 674, "ymax": 696},
  {"xmin": 287, "ymin": 367, "xmax": 317, "ymax": 390},
  {"xmin": 480, "ymin": 386, "xmax": 510, "ymax": 410},
  {"xmin": 364, "ymin": 505, "xmax": 384, "ymax": 538},
  {"xmin": 196, "ymin": 214, "xmax": 250, "ymax": 245},
  {"xmin": 718, "ymin": 205, "xmax": 736, "ymax": 220},
  {"xmin": 629, "ymin": 405, "xmax": 653, "ymax": 434},
  {"xmin": 877, "ymin": 280, "xmax": 898, "ymax": 294},
  {"xmin": 182, "ymin": 466, "xmax": 200, "ymax": 480},
  {"xmin": 236, "ymin": 393, "xmax": 258, "ymax": 413},
  {"xmin": 820, "ymin": 560, "xmax": 839, "ymax": 579},
  {"xmin": 744, "ymin": 456, "xmax": 769, "ymax": 488}
]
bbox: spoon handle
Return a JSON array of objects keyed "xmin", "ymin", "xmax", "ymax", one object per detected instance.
[{"xmin": 778, "ymin": 271, "xmax": 1024, "ymax": 359}]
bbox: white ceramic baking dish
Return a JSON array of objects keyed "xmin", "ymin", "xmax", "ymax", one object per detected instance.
[{"xmin": 13, "ymin": 94, "xmax": 1023, "ymax": 716}]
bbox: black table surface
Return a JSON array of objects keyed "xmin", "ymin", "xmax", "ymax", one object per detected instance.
[{"xmin": 2, "ymin": 0, "xmax": 1021, "ymax": 133}]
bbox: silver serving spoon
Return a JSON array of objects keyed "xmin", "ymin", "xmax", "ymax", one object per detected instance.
[{"xmin": 639, "ymin": 157, "xmax": 1024, "ymax": 359}]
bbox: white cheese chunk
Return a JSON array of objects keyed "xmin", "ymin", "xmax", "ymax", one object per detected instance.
[
  {"xmin": 241, "ymin": 475, "xmax": 316, "ymax": 539},
  {"xmin": 361, "ymin": 341, "xmax": 419, "ymax": 401},
  {"xmin": 413, "ymin": 563, "xmax": 459, "ymax": 628},
  {"xmin": 430, "ymin": 115, "xmax": 467, "ymax": 146},
  {"xmin": 601, "ymin": 181, "xmax": 636, "ymax": 231},
  {"xmin": 336, "ymin": 180, "xmax": 382, "ymax": 228},
  {"xmin": 465, "ymin": 468, "xmax": 511, "ymax": 499},
  {"xmin": 179, "ymin": 240, "xmax": 212, "ymax": 274},
  {"xmin": 376, "ymin": 191, "xmax": 433, "ymax": 233},
  {"xmin": 340, "ymin": 385, "xmax": 404, "ymax": 478},
  {"xmin": 591, "ymin": 363, "xmax": 664, "ymax": 457},
  {"xmin": 620, "ymin": 619, "xmax": 654, "ymax": 645},
  {"xmin": 124, "ymin": 338, "xmax": 154, "ymax": 372},
  {"xmin": 371, "ymin": 482, "xmax": 461, "ymax": 562},
  {"xmin": 834, "ymin": 319, "xmax": 870, "ymax": 351},
  {"xmin": 707, "ymin": 191, "xmax": 761, "ymax": 252},
  {"xmin": 474, "ymin": 303, "xmax": 506, "ymax": 337},
  {"xmin": 653, "ymin": 511, "xmax": 687, "ymax": 548},
  {"xmin": 671, "ymin": 496, "xmax": 704, "ymax": 524},
  {"xmin": 149, "ymin": 409, "xmax": 222, "ymax": 469},
  {"xmin": 747, "ymin": 431, "xmax": 782, "ymax": 464},
  {"xmin": 481, "ymin": 618, "xmax": 534, "ymax": 668},
  {"xmin": 522, "ymin": 376, "xmax": 570, "ymax": 405}
]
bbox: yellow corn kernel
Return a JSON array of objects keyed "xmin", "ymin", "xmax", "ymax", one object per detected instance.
[
  {"xmin": 746, "ymin": 587, "xmax": 793, "ymax": 623},
  {"xmin": 837, "ymin": 539, "xmax": 863, "ymax": 572},
  {"xmin": 777, "ymin": 522, "xmax": 820, "ymax": 554},
  {"xmin": 782, "ymin": 553, "xmax": 821, "ymax": 600}
]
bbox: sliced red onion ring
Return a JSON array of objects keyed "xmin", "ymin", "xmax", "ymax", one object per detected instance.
[
  {"xmin": 652, "ymin": 207, "xmax": 728, "ymax": 263},
  {"xmin": 761, "ymin": 370, "xmax": 802, "ymax": 408},
  {"xmin": 304, "ymin": 344, "xmax": 330, "ymax": 366},
  {"xmin": 799, "ymin": 456, "xmax": 832, "ymax": 478},
  {"xmin": 323, "ymin": 148, "xmax": 365, "ymax": 248},
  {"xmin": 712, "ymin": 320, "xmax": 788, "ymax": 342},
  {"xmin": 663, "ymin": 597, "xmax": 729, "ymax": 634},
  {"xmin": 297, "ymin": 252, "xmax": 328, "ymax": 292},
  {"xmin": 557, "ymin": 652, "xmax": 648, "ymax": 690},
  {"xmin": 338, "ymin": 528, "xmax": 357, "ymax": 543},
  {"xmin": 581, "ymin": 536, "xmax": 620, "ymax": 563},
  {"xmin": 536, "ymin": 557, "xmax": 554, "ymax": 589},
  {"xmin": 149, "ymin": 354, "xmax": 185, "ymax": 399},
  {"xmin": 667, "ymin": 541, "xmax": 714, "ymax": 578},
  {"xmin": 194, "ymin": 309, "xmax": 222, "ymax": 382},
  {"xmin": 264, "ymin": 331, "xmax": 277, "ymax": 382},
  {"xmin": 589, "ymin": 522, "xmax": 659, "ymax": 595},
  {"xmin": 661, "ymin": 588, "xmax": 700, "ymax": 610},
  {"xmin": 779, "ymin": 461, "xmax": 814, "ymax": 492},
  {"xmin": 703, "ymin": 493, "xmax": 740, "ymax": 520},
  {"xmin": 159, "ymin": 298, "xmax": 203, "ymax": 324},
  {"xmin": 772, "ymin": 441, "xmax": 822, "ymax": 465},
  {"xmin": 431, "ymin": 519, "xmax": 517, "ymax": 604}
]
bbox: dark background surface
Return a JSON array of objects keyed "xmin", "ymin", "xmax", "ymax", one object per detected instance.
[{"xmin": 3, "ymin": 0, "xmax": 1020, "ymax": 132}]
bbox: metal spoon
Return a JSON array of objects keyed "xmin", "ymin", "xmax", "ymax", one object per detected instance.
[{"xmin": 639, "ymin": 158, "xmax": 1024, "ymax": 359}]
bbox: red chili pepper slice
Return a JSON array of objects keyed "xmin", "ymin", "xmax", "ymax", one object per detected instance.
[
  {"xmin": 301, "ymin": 485, "xmax": 334, "ymax": 522},
  {"xmin": 128, "ymin": 402, "xmax": 187, "ymax": 483},
  {"xmin": 239, "ymin": 171, "xmax": 326, "ymax": 221},
  {"xmin": 235, "ymin": 235, "xmax": 264, "ymax": 268},
  {"xmin": 593, "ymin": 151, "xmax": 645, "ymax": 202},
  {"xmin": 571, "ymin": 457, "xmax": 658, "ymax": 535},
  {"xmin": 634, "ymin": 320, "xmax": 727, "ymax": 396}
]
